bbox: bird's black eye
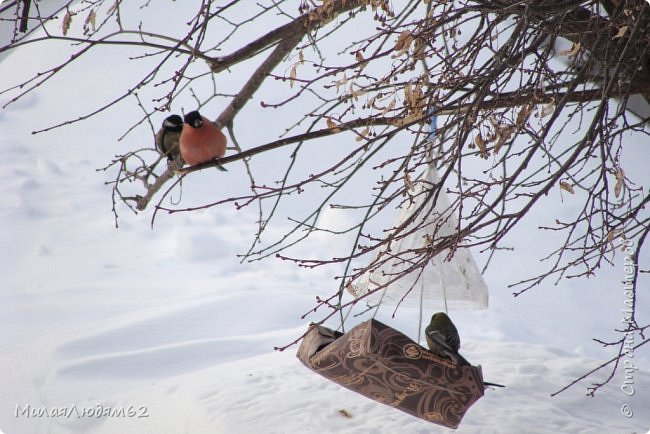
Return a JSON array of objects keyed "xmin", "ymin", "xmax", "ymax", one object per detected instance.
[{"xmin": 194, "ymin": 119, "xmax": 203, "ymax": 128}]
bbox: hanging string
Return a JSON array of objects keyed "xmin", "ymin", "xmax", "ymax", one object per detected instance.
[
  {"xmin": 417, "ymin": 280, "xmax": 425, "ymax": 343},
  {"xmin": 336, "ymin": 278, "xmax": 387, "ymax": 332},
  {"xmin": 340, "ymin": 110, "xmax": 452, "ymax": 337},
  {"xmin": 413, "ymin": 110, "xmax": 437, "ymax": 343},
  {"xmin": 372, "ymin": 282, "xmax": 389, "ymax": 319},
  {"xmin": 442, "ymin": 280, "xmax": 449, "ymax": 314},
  {"xmin": 339, "ymin": 300, "xmax": 352, "ymax": 332}
]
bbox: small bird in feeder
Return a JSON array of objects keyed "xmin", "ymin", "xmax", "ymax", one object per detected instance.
[{"xmin": 425, "ymin": 312, "xmax": 461, "ymax": 356}]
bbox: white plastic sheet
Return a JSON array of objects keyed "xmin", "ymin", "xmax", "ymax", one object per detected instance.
[{"xmin": 354, "ymin": 165, "xmax": 488, "ymax": 310}]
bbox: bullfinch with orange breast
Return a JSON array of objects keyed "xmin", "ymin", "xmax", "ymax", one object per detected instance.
[
  {"xmin": 179, "ymin": 111, "xmax": 227, "ymax": 169},
  {"xmin": 155, "ymin": 114, "xmax": 184, "ymax": 169}
]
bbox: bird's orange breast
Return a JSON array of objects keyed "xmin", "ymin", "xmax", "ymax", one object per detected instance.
[{"xmin": 179, "ymin": 118, "xmax": 227, "ymax": 166}]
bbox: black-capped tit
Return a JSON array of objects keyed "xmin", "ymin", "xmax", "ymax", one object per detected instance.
[{"xmin": 155, "ymin": 114, "xmax": 184, "ymax": 168}]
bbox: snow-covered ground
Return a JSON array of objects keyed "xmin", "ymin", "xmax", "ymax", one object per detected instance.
[{"xmin": 1, "ymin": 3, "xmax": 650, "ymax": 434}]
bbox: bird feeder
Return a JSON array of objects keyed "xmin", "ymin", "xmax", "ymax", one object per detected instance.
[{"xmin": 297, "ymin": 319, "xmax": 484, "ymax": 429}]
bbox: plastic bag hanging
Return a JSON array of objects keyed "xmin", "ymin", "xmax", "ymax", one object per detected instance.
[{"xmin": 353, "ymin": 169, "xmax": 488, "ymax": 310}]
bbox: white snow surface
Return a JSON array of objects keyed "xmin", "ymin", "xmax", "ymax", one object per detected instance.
[{"xmin": 1, "ymin": 3, "xmax": 650, "ymax": 434}]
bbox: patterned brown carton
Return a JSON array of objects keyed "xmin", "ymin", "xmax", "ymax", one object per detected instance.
[{"xmin": 296, "ymin": 319, "xmax": 484, "ymax": 429}]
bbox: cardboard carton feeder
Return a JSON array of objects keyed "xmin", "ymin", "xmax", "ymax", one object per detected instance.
[{"xmin": 296, "ymin": 319, "xmax": 484, "ymax": 429}]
